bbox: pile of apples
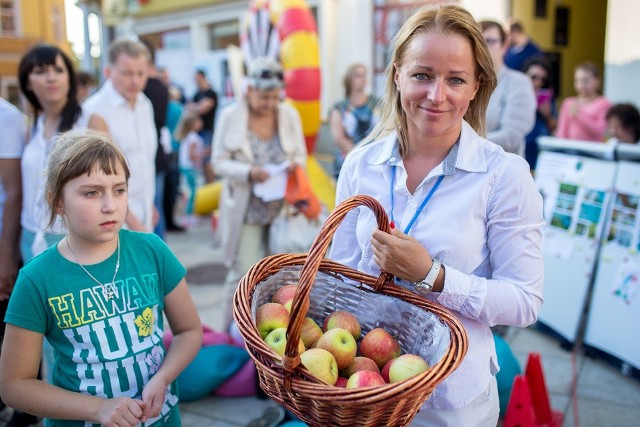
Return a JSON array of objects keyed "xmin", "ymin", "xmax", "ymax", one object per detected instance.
[{"xmin": 255, "ymin": 284, "xmax": 430, "ymax": 388}]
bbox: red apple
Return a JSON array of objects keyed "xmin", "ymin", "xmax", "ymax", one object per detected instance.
[
  {"xmin": 255, "ymin": 303, "xmax": 289, "ymax": 339},
  {"xmin": 359, "ymin": 327, "xmax": 402, "ymax": 369},
  {"xmin": 335, "ymin": 377, "xmax": 349, "ymax": 388},
  {"xmin": 264, "ymin": 327, "xmax": 306, "ymax": 356},
  {"xmin": 300, "ymin": 317, "xmax": 323, "ymax": 349},
  {"xmin": 345, "ymin": 370, "xmax": 386, "ymax": 388},
  {"xmin": 385, "ymin": 354, "xmax": 430, "ymax": 383},
  {"xmin": 341, "ymin": 356, "xmax": 380, "ymax": 378},
  {"xmin": 315, "ymin": 328, "xmax": 357, "ymax": 370},
  {"xmin": 272, "ymin": 284, "xmax": 297, "ymax": 305},
  {"xmin": 322, "ymin": 310, "xmax": 361, "ymax": 340},
  {"xmin": 300, "ymin": 348, "xmax": 338, "ymax": 385}
]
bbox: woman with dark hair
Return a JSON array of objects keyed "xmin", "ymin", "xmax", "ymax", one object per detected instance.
[
  {"xmin": 18, "ymin": 44, "xmax": 100, "ymax": 261},
  {"xmin": 606, "ymin": 103, "xmax": 640, "ymax": 144},
  {"xmin": 523, "ymin": 55, "xmax": 558, "ymax": 170}
]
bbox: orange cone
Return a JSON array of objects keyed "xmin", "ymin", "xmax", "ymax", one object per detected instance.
[
  {"xmin": 525, "ymin": 352, "xmax": 563, "ymax": 427},
  {"xmin": 503, "ymin": 375, "xmax": 536, "ymax": 427}
]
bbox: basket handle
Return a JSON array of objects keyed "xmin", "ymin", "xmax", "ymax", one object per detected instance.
[{"xmin": 282, "ymin": 195, "xmax": 394, "ymax": 379}]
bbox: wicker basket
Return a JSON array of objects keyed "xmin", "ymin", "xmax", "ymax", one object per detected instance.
[{"xmin": 234, "ymin": 195, "xmax": 468, "ymax": 427}]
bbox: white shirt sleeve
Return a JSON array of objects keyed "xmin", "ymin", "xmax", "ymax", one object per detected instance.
[{"xmin": 436, "ymin": 157, "xmax": 544, "ymax": 327}]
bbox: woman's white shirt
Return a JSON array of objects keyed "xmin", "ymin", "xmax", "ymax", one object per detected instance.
[
  {"xmin": 329, "ymin": 121, "xmax": 544, "ymax": 409},
  {"xmin": 21, "ymin": 112, "xmax": 89, "ymax": 237}
]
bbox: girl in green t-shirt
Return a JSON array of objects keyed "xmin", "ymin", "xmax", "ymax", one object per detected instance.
[{"xmin": 0, "ymin": 130, "xmax": 202, "ymax": 426}]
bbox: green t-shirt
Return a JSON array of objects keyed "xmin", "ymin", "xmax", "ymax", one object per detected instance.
[{"xmin": 5, "ymin": 230, "xmax": 187, "ymax": 427}]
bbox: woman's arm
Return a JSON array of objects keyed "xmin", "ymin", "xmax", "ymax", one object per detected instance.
[
  {"xmin": 140, "ymin": 279, "xmax": 201, "ymax": 420},
  {"xmin": 212, "ymin": 107, "xmax": 253, "ymax": 181},
  {"xmin": 330, "ymin": 108, "xmax": 354, "ymax": 154},
  {"xmin": 0, "ymin": 326, "xmax": 145, "ymax": 426},
  {"xmin": 0, "ymin": 158, "xmax": 21, "ymax": 300}
]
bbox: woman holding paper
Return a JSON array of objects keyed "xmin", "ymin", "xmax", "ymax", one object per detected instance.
[{"xmin": 213, "ymin": 56, "xmax": 307, "ymax": 331}]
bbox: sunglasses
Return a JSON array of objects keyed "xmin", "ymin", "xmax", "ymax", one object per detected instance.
[
  {"xmin": 257, "ymin": 70, "xmax": 284, "ymax": 81},
  {"xmin": 529, "ymin": 74, "xmax": 547, "ymax": 82}
]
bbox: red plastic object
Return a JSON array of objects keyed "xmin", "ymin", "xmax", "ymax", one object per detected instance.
[
  {"xmin": 525, "ymin": 353, "xmax": 563, "ymax": 427},
  {"xmin": 503, "ymin": 375, "xmax": 536, "ymax": 427}
]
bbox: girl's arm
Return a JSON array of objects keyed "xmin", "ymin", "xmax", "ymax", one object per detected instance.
[
  {"xmin": 0, "ymin": 326, "xmax": 145, "ymax": 426},
  {"xmin": 140, "ymin": 279, "xmax": 202, "ymax": 420}
]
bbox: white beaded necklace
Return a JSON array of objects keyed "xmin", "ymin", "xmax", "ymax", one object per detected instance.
[{"xmin": 65, "ymin": 236, "xmax": 120, "ymax": 300}]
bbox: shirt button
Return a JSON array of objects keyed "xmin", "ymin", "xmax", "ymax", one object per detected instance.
[{"xmin": 389, "ymin": 157, "xmax": 396, "ymax": 162}]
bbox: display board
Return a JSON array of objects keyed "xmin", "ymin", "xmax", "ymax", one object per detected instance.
[
  {"xmin": 585, "ymin": 161, "xmax": 640, "ymax": 369},
  {"xmin": 535, "ymin": 151, "xmax": 617, "ymax": 342}
]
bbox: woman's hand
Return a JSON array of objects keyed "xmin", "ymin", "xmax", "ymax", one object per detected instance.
[
  {"xmin": 371, "ymin": 227, "xmax": 431, "ymax": 283},
  {"xmin": 249, "ymin": 166, "xmax": 270, "ymax": 183},
  {"xmin": 140, "ymin": 374, "xmax": 168, "ymax": 422},
  {"xmin": 96, "ymin": 397, "xmax": 145, "ymax": 427}
]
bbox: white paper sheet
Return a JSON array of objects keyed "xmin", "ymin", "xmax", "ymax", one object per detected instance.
[{"xmin": 253, "ymin": 161, "xmax": 291, "ymax": 202}]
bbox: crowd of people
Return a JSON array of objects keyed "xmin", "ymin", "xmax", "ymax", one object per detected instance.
[{"xmin": 0, "ymin": 3, "xmax": 639, "ymax": 427}]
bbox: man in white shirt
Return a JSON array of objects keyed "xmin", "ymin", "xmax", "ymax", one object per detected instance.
[{"xmin": 85, "ymin": 39, "xmax": 157, "ymax": 232}]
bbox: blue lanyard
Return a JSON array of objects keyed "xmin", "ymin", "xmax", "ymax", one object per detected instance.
[{"xmin": 389, "ymin": 165, "xmax": 444, "ymax": 235}]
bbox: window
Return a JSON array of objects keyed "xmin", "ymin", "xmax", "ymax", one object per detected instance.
[
  {"xmin": 0, "ymin": 0, "xmax": 16, "ymax": 34},
  {"xmin": 207, "ymin": 19, "xmax": 240, "ymax": 50}
]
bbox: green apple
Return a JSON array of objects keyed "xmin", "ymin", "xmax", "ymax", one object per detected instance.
[
  {"xmin": 359, "ymin": 327, "xmax": 402, "ymax": 369},
  {"xmin": 300, "ymin": 317, "xmax": 323, "ymax": 349},
  {"xmin": 322, "ymin": 310, "xmax": 361, "ymax": 340},
  {"xmin": 264, "ymin": 327, "xmax": 306, "ymax": 356},
  {"xmin": 314, "ymin": 327, "xmax": 357, "ymax": 370},
  {"xmin": 384, "ymin": 354, "xmax": 429, "ymax": 383},
  {"xmin": 341, "ymin": 356, "xmax": 380, "ymax": 378},
  {"xmin": 300, "ymin": 348, "xmax": 338, "ymax": 385},
  {"xmin": 345, "ymin": 370, "xmax": 386, "ymax": 388},
  {"xmin": 256, "ymin": 303, "xmax": 289, "ymax": 339}
]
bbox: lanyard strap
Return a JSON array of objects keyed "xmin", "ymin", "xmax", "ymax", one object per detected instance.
[{"xmin": 389, "ymin": 165, "xmax": 444, "ymax": 235}]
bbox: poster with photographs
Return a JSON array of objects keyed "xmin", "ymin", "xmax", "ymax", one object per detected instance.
[
  {"xmin": 606, "ymin": 193, "xmax": 639, "ymax": 250},
  {"xmin": 548, "ymin": 182, "xmax": 609, "ymax": 240}
]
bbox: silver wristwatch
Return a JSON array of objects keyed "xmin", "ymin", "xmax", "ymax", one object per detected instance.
[{"xmin": 412, "ymin": 259, "xmax": 442, "ymax": 295}]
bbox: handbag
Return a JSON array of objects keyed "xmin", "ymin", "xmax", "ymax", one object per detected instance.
[
  {"xmin": 285, "ymin": 165, "xmax": 321, "ymax": 220},
  {"xmin": 268, "ymin": 204, "xmax": 326, "ymax": 254}
]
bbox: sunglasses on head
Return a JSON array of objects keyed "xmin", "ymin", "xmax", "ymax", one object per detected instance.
[{"xmin": 257, "ymin": 70, "xmax": 284, "ymax": 81}]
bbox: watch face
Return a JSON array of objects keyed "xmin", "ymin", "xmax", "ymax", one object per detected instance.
[{"xmin": 414, "ymin": 283, "xmax": 431, "ymax": 295}]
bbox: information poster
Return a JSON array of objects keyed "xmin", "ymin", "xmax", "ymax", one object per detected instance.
[
  {"xmin": 535, "ymin": 151, "xmax": 617, "ymax": 342},
  {"xmin": 585, "ymin": 161, "xmax": 640, "ymax": 369}
]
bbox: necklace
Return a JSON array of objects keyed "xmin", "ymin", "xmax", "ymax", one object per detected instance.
[
  {"xmin": 65, "ymin": 237, "xmax": 120, "ymax": 300},
  {"xmin": 389, "ymin": 165, "xmax": 444, "ymax": 235}
]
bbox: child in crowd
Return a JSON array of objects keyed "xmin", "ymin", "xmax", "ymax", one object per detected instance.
[
  {"xmin": 175, "ymin": 112, "xmax": 205, "ymax": 219},
  {"xmin": 606, "ymin": 103, "xmax": 640, "ymax": 144},
  {"xmin": 0, "ymin": 130, "xmax": 202, "ymax": 426}
]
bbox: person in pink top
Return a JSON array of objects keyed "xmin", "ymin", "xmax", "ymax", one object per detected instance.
[{"xmin": 556, "ymin": 61, "xmax": 611, "ymax": 141}]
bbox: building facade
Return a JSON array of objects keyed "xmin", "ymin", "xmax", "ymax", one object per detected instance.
[{"xmin": 0, "ymin": 0, "xmax": 72, "ymax": 105}]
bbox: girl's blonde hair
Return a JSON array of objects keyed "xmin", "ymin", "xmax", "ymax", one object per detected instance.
[
  {"xmin": 45, "ymin": 130, "xmax": 130, "ymax": 226},
  {"xmin": 175, "ymin": 111, "xmax": 202, "ymax": 142},
  {"xmin": 368, "ymin": 4, "xmax": 497, "ymax": 157}
]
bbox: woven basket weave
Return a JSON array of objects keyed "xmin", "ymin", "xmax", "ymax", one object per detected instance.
[{"xmin": 234, "ymin": 195, "xmax": 468, "ymax": 427}]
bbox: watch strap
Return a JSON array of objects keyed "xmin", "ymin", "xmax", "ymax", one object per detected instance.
[{"xmin": 413, "ymin": 259, "xmax": 441, "ymax": 295}]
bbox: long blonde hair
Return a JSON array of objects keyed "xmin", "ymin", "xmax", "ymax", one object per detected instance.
[
  {"xmin": 175, "ymin": 111, "xmax": 201, "ymax": 142},
  {"xmin": 368, "ymin": 4, "xmax": 497, "ymax": 157}
]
